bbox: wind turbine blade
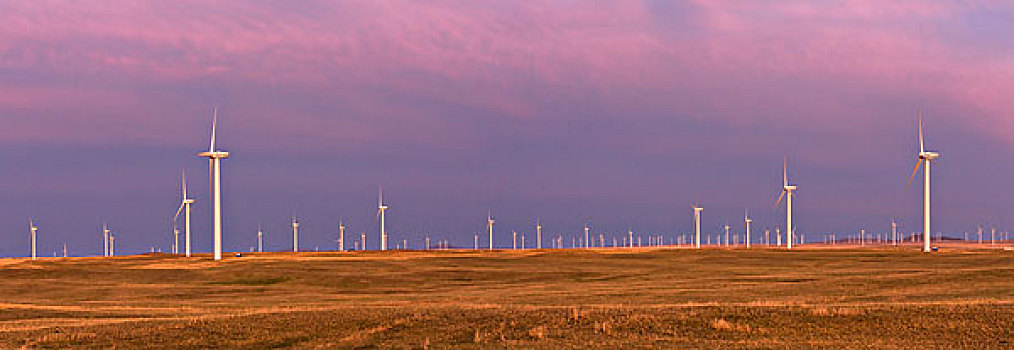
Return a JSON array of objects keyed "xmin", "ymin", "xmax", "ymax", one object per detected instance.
[
  {"xmin": 174, "ymin": 202, "xmax": 185, "ymax": 223},
  {"xmin": 209, "ymin": 108, "xmax": 218, "ymax": 152},
  {"xmin": 783, "ymin": 157, "xmax": 788, "ymax": 186},
  {"xmin": 775, "ymin": 190, "xmax": 786, "ymax": 208},
  {"xmin": 918, "ymin": 109, "xmax": 924, "ymax": 154},
  {"xmin": 181, "ymin": 169, "xmax": 188, "ymax": 198},
  {"xmin": 907, "ymin": 159, "xmax": 923, "ymax": 188}
]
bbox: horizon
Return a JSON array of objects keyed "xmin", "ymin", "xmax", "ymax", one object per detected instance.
[{"xmin": 3, "ymin": 1, "xmax": 1014, "ymax": 257}]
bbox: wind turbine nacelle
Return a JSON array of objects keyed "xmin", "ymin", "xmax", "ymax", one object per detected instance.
[
  {"xmin": 183, "ymin": 199, "xmax": 196, "ymax": 204},
  {"xmin": 198, "ymin": 151, "xmax": 230, "ymax": 158},
  {"xmin": 784, "ymin": 185, "xmax": 797, "ymax": 191},
  {"xmin": 920, "ymin": 152, "xmax": 940, "ymax": 160}
]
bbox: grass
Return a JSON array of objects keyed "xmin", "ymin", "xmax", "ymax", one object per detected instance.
[{"xmin": 0, "ymin": 245, "xmax": 1011, "ymax": 348}]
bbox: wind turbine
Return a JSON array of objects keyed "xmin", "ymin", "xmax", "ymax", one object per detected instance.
[
  {"xmin": 338, "ymin": 218, "xmax": 346, "ymax": 251},
  {"xmin": 291, "ymin": 216, "xmax": 299, "ymax": 252},
  {"xmin": 692, "ymin": 204, "xmax": 703, "ymax": 249},
  {"xmin": 29, "ymin": 218, "xmax": 38, "ymax": 260},
  {"xmin": 487, "ymin": 210, "xmax": 495, "ymax": 250},
  {"xmin": 257, "ymin": 223, "xmax": 263, "ymax": 253},
  {"xmin": 102, "ymin": 223, "xmax": 110, "ymax": 257},
  {"xmin": 536, "ymin": 219, "xmax": 543, "ymax": 249},
  {"xmin": 908, "ymin": 112, "xmax": 940, "ymax": 253},
  {"xmin": 197, "ymin": 109, "xmax": 229, "ymax": 261},
  {"xmin": 377, "ymin": 188, "xmax": 389, "ymax": 251},
  {"xmin": 891, "ymin": 219, "xmax": 898, "ymax": 246},
  {"xmin": 584, "ymin": 222, "xmax": 590, "ymax": 249},
  {"xmin": 724, "ymin": 223, "xmax": 730, "ymax": 247},
  {"xmin": 776, "ymin": 158, "xmax": 797, "ymax": 250},
  {"xmin": 744, "ymin": 210, "xmax": 752, "ymax": 249},
  {"xmin": 173, "ymin": 170, "xmax": 195, "ymax": 257}
]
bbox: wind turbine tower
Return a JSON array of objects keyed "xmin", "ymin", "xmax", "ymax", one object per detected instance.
[
  {"xmin": 197, "ymin": 109, "xmax": 229, "ymax": 261},
  {"xmin": 174, "ymin": 171, "xmax": 195, "ymax": 257},
  {"xmin": 745, "ymin": 211, "xmax": 753, "ymax": 249},
  {"xmin": 908, "ymin": 112, "xmax": 940, "ymax": 253},
  {"xmin": 29, "ymin": 218, "xmax": 38, "ymax": 260},
  {"xmin": 776, "ymin": 159, "xmax": 798, "ymax": 250},
  {"xmin": 291, "ymin": 216, "xmax": 299, "ymax": 252},
  {"xmin": 692, "ymin": 205, "xmax": 703, "ymax": 249},
  {"xmin": 536, "ymin": 220, "xmax": 543, "ymax": 249},
  {"xmin": 378, "ymin": 188, "xmax": 389, "ymax": 251},
  {"xmin": 338, "ymin": 219, "xmax": 346, "ymax": 251},
  {"xmin": 257, "ymin": 224, "xmax": 263, "ymax": 253},
  {"xmin": 103, "ymin": 223, "xmax": 110, "ymax": 257},
  {"xmin": 584, "ymin": 223, "xmax": 590, "ymax": 249},
  {"xmin": 891, "ymin": 219, "xmax": 898, "ymax": 245},
  {"xmin": 487, "ymin": 211, "xmax": 495, "ymax": 250}
]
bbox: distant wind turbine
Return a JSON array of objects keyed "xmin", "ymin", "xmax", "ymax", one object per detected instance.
[
  {"xmin": 536, "ymin": 219, "xmax": 542, "ymax": 249},
  {"xmin": 173, "ymin": 170, "xmax": 195, "ymax": 257},
  {"xmin": 487, "ymin": 210, "xmax": 495, "ymax": 250},
  {"xmin": 692, "ymin": 204, "xmax": 703, "ymax": 249},
  {"xmin": 584, "ymin": 222, "xmax": 590, "ymax": 249},
  {"xmin": 744, "ymin": 210, "xmax": 753, "ymax": 249},
  {"xmin": 908, "ymin": 111, "xmax": 940, "ymax": 253},
  {"xmin": 103, "ymin": 223, "xmax": 110, "ymax": 257},
  {"xmin": 29, "ymin": 218, "xmax": 38, "ymax": 260},
  {"xmin": 724, "ymin": 223, "xmax": 730, "ymax": 247},
  {"xmin": 257, "ymin": 223, "xmax": 264, "ymax": 253},
  {"xmin": 377, "ymin": 188, "xmax": 389, "ymax": 251},
  {"xmin": 338, "ymin": 218, "xmax": 346, "ymax": 251},
  {"xmin": 291, "ymin": 216, "xmax": 299, "ymax": 252},
  {"xmin": 197, "ymin": 108, "xmax": 229, "ymax": 261},
  {"xmin": 776, "ymin": 158, "xmax": 797, "ymax": 250}
]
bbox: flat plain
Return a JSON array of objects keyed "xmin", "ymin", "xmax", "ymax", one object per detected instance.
[{"xmin": 1, "ymin": 244, "xmax": 1012, "ymax": 349}]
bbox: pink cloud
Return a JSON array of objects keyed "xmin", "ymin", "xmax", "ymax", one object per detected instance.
[{"xmin": 0, "ymin": 0, "xmax": 1010, "ymax": 154}]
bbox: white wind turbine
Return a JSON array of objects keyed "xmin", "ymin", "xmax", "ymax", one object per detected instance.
[
  {"xmin": 291, "ymin": 216, "xmax": 299, "ymax": 252},
  {"xmin": 257, "ymin": 223, "xmax": 264, "ymax": 253},
  {"xmin": 29, "ymin": 218, "xmax": 38, "ymax": 260},
  {"xmin": 584, "ymin": 222, "xmax": 590, "ymax": 249},
  {"xmin": 692, "ymin": 204, "xmax": 703, "ymax": 249},
  {"xmin": 744, "ymin": 210, "xmax": 752, "ymax": 249},
  {"xmin": 377, "ymin": 188, "xmax": 389, "ymax": 251},
  {"xmin": 908, "ymin": 112, "xmax": 940, "ymax": 253},
  {"xmin": 197, "ymin": 108, "xmax": 229, "ymax": 261},
  {"xmin": 487, "ymin": 210, "xmax": 495, "ymax": 250},
  {"xmin": 536, "ymin": 219, "xmax": 543, "ymax": 249},
  {"xmin": 173, "ymin": 170, "xmax": 195, "ymax": 257},
  {"xmin": 102, "ymin": 223, "xmax": 110, "ymax": 257},
  {"xmin": 338, "ymin": 218, "xmax": 346, "ymax": 251},
  {"xmin": 776, "ymin": 159, "xmax": 797, "ymax": 250}
]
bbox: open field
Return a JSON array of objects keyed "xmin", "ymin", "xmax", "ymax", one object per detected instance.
[{"xmin": 1, "ymin": 245, "xmax": 1012, "ymax": 348}]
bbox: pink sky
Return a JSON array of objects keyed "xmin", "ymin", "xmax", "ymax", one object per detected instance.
[{"xmin": 0, "ymin": 1, "xmax": 1012, "ymax": 255}]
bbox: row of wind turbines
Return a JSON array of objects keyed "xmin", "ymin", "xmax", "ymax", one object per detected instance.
[{"xmin": 21, "ymin": 110, "xmax": 948, "ymax": 260}]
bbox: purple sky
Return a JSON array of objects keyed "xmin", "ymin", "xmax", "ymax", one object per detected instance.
[{"xmin": 2, "ymin": 1, "xmax": 1013, "ymax": 256}]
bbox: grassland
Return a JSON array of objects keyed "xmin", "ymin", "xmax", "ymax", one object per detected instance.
[{"xmin": 0, "ymin": 245, "xmax": 1012, "ymax": 348}]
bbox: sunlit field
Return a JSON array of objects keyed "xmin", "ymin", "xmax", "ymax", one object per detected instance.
[{"xmin": 1, "ymin": 244, "xmax": 1012, "ymax": 348}]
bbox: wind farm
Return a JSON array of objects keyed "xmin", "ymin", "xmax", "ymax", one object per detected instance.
[{"xmin": 3, "ymin": 1, "xmax": 1014, "ymax": 348}]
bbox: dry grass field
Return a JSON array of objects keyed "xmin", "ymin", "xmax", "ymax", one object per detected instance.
[{"xmin": 1, "ymin": 244, "xmax": 1012, "ymax": 348}]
